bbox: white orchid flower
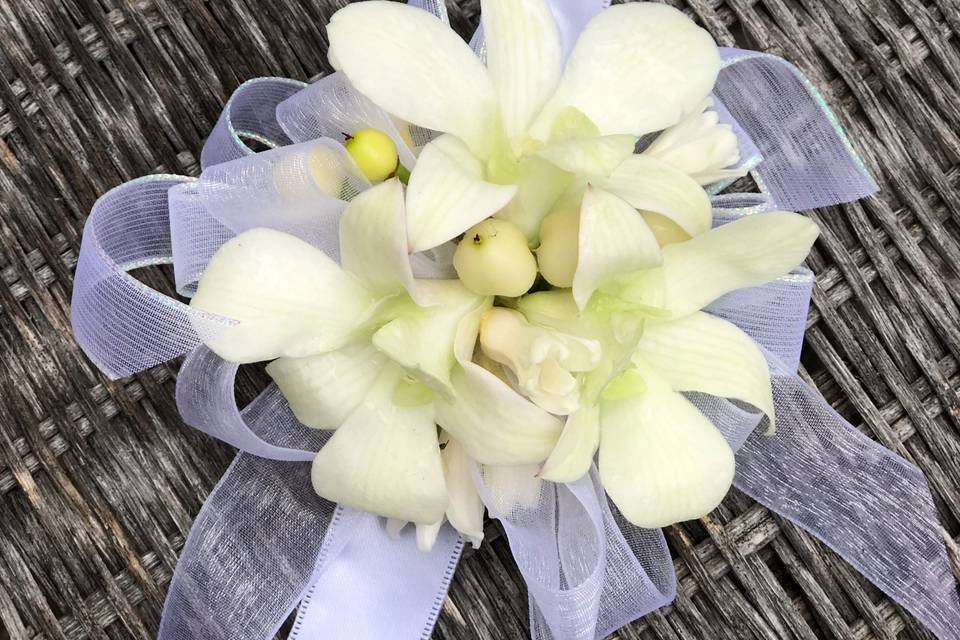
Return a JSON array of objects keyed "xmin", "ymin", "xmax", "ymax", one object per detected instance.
[
  {"xmin": 327, "ymin": 0, "xmax": 739, "ymax": 258},
  {"xmin": 506, "ymin": 211, "xmax": 820, "ymax": 529},
  {"xmin": 190, "ymin": 179, "xmax": 562, "ymax": 529}
]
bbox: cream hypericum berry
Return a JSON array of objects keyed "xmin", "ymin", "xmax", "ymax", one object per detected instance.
[
  {"xmin": 640, "ymin": 210, "xmax": 691, "ymax": 247},
  {"xmin": 453, "ymin": 219, "xmax": 537, "ymax": 297},
  {"xmin": 536, "ymin": 206, "xmax": 580, "ymax": 288},
  {"xmin": 273, "ymin": 145, "xmax": 348, "ymax": 202}
]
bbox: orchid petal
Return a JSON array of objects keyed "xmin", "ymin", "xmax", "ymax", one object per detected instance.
[
  {"xmin": 494, "ymin": 156, "xmax": 572, "ymax": 242},
  {"xmin": 536, "ymin": 135, "xmax": 637, "ymax": 176},
  {"xmin": 435, "ymin": 304, "xmax": 563, "ymax": 464},
  {"xmin": 277, "ymin": 72, "xmax": 418, "ymax": 170},
  {"xmin": 596, "ymin": 154, "xmax": 712, "ymax": 237},
  {"xmin": 339, "ymin": 179, "xmax": 415, "ymax": 297},
  {"xmin": 481, "ymin": 0, "xmax": 562, "ymax": 141},
  {"xmin": 406, "ymin": 135, "xmax": 518, "ymax": 253},
  {"xmin": 442, "ymin": 435, "xmax": 485, "ymax": 548},
  {"xmin": 190, "ymin": 229, "xmax": 374, "ymax": 363},
  {"xmin": 515, "ymin": 289, "xmax": 586, "ymax": 336},
  {"xmin": 573, "ymin": 188, "xmax": 662, "ymax": 309},
  {"xmin": 636, "ymin": 312, "xmax": 774, "ymax": 427},
  {"xmin": 623, "ymin": 212, "xmax": 819, "ymax": 318},
  {"xmin": 311, "ymin": 364, "xmax": 447, "ymax": 524},
  {"xmin": 438, "ymin": 363, "xmax": 564, "ymax": 465},
  {"xmin": 328, "ymin": 1, "xmax": 496, "ymax": 157},
  {"xmin": 416, "ymin": 521, "xmax": 443, "ymax": 552},
  {"xmin": 690, "ymin": 168, "xmax": 750, "ymax": 187},
  {"xmin": 547, "ymin": 106, "xmax": 600, "ymax": 143},
  {"xmin": 267, "ymin": 341, "xmax": 387, "ymax": 429},
  {"xmin": 529, "ymin": 3, "xmax": 720, "ymax": 140},
  {"xmin": 599, "ymin": 368, "xmax": 734, "ymax": 529},
  {"xmin": 372, "ymin": 280, "xmax": 488, "ymax": 396},
  {"xmin": 538, "ymin": 404, "xmax": 600, "ymax": 483},
  {"xmin": 271, "ymin": 139, "xmax": 370, "ymax": 205}
]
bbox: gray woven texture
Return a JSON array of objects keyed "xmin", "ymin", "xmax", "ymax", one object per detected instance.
[{"xmin": 1, "ymin": 0, "xmax": 959, "ymax": 638}]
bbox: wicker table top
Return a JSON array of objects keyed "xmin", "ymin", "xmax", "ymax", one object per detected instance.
[{"xmin": 2, "ymin": 0, "xmax": 960, "ymax": 638}]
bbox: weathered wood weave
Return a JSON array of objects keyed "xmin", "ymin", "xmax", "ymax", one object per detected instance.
[{"xmin": 1, "ymin": 0, "xmax": 959, "ymax": 638}]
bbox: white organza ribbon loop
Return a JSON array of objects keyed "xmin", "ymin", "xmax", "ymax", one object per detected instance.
[
  {"xmin": 196, "ymin": 139, "xmax": 358, "ymax": 256},
  {"xmin": 716, "ymin": 48, "xmax": 879, "ymax": 210},
  {"xmin": 276, "ymin": 72, "xmax": 419, "ymax": 170},
  {"xmin": 706, "ymin": 267, "xmax": 814, "ymax": 372},
  {"xmin": 175, "ymin": 346, "xmax": 323, "ymax": 462},
  {"xmin": 70, "ymin": 175, "xmax": 234, "ymax": 379},
  {"xmin": 408, "ymin": 0, "xmax": 452, "ymax": 23},
  {"xmin": 201, "ymin": 77, "xmax": 307, "ymax": 170},
  {"xmin": 475, "ymin": 467, "xmax": 675, "ymax": 640},
  {"xmin": 169, "ymin": 181, "xmax": 233, "ymax": 296}
]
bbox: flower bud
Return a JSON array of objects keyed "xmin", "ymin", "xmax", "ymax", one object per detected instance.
[
  {"xmin": 453, "ymin": 219, "xmax": 537, "ymax": 297},
  {"xmin": 345, "ymin": 128, "xmax": 399, "ymax": 182},
  {"xmin": 536, "ymin": 207, "xmax": 580, "ymax": 288},
  {"xmin": 644, "ymin": 98, "xmax": 741, "ymax": 185}
]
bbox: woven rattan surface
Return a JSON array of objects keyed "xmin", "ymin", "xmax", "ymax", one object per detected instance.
[{"xmin": 2, "ymin": 0, "xmax": 960, "ymax": 638}]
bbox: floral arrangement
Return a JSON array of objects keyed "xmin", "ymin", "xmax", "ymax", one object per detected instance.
[{"xmin": 71, "ymin": 1, "xmax": 960, "ymax": 639}]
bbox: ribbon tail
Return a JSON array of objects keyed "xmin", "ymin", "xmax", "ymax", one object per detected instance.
[
  {"xmin": 709, "ymin": 270, "xmax": 960, "ymax": 637},
  {"xmin": 290, "ymin": 510, "xmax": 463, "ymax": 639},
  {"xmin": 475, "ymin": 467, "xmax": 675, "ymax": 640},
  {"xmin": 158, "ymin": 433, "xmax": 459, "ymax": 640},
  {"xmin": 159, "ymin": 455, "xmax": 335, "ymax": 640},
  {"xmin": 735, "ymin": 362, "xmax": 960, "ymax": 640}
]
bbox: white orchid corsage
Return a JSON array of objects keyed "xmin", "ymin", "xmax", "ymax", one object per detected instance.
[
  {"xmin": 189, "ymin": 0, "xmax": 816, "ymax": 547},
  {"xmin": 72, "ymin": 1, "xmax": 960, "ymax": 638}
]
